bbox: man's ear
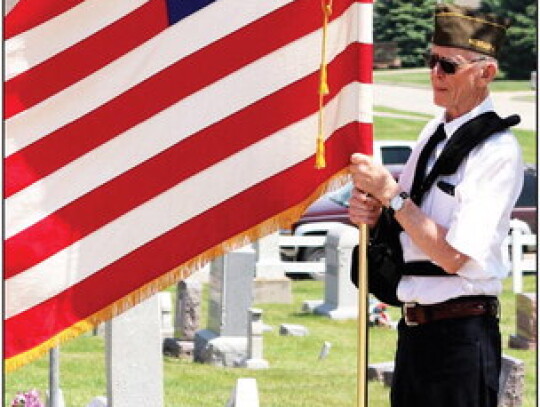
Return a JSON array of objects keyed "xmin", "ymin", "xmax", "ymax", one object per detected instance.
[{"xmin": 480, "ymin": 62, "xmax": 497, "ymax": 82}]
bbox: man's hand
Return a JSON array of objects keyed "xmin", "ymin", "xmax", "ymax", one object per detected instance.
[
  {"xmin": 349, "ymin": 153, "xmax": 400, "ymax": 207},
  {"xmin": 348, "ymin": 188, "xmax": 382, "ymax": 227}
]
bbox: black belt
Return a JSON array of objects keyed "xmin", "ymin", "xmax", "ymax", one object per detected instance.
[{"xmin": 402, "ymin": 296, "xmax": 499, "ymax": 327}]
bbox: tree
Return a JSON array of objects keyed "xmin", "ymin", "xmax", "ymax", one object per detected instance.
[
  {"xmin": 480, "ymin": 0, "xmax": 537, "ymax": 79},
  {"xmin": 374, "ymin": 0, "xmax": 438, "ymax": 67}
]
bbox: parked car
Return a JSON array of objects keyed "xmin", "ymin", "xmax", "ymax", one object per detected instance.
[
  {"xmin": 284, "ymin": 162, "xmax": 537, "ymax": 267},
  {"xmin": 281, "ymin": 140, "xmax": 415, "ymax": 265}
]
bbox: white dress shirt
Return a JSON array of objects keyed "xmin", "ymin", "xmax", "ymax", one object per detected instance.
[{"xmin": 396, "ymin": 97, "xmax": 524, "ymax": 304}]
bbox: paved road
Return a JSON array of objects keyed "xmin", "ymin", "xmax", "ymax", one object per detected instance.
[{"xmin": 374, "ymin": 84, "xmax": 537, "ymax": 131}]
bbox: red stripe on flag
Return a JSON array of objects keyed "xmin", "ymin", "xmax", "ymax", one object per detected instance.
[
  {"xmin": 4, "ymin": 0, "xmax": 85, "ymax": 39},
  {"xmin": 5, "ymin": 0, "xmax": 169, "ymax": 119},
  {"xmin": 5, "ymin": 0, "xmax": 361, "ymax": 197},
  {"xmin": 5, "ymin": 43, "xmax": 370, "ymax": 278},
  {"xmin": 5, "ymin": 121, "xmax": 372, "ymax": 359}
]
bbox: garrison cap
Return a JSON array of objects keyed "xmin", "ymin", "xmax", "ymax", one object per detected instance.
[{"xmin": 433, "ymin": 4, "xmax": 511, "ymax": 58}]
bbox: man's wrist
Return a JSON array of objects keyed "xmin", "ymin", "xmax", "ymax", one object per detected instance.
[
  {"xmin": 388, "ymin": 190, "xmax": 410, "ymax": 216},
  {"xmin": 382, "ymin": 185, "xmax": 402, "ymax": 208}
]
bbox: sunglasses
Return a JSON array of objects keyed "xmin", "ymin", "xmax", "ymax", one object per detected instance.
[{"xmin": 426, "ymin": 53, "xmax": 486, "ymax": 75}]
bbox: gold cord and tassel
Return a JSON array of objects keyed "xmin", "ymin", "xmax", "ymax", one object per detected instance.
[{"xmin": 316, "ymin": 0, "xmax": 332, "ymax": 169}]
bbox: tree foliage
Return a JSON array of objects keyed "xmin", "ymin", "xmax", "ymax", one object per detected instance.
[
  {"xmin": 374, "ymin": 0, "xmax": 537, "ymax": 78},
  {"xmin": 374, "ymin": 0, "xmax": 438, "ymax": 67},
  {"xmin": 479, "ymin": 0, "xmax": 537, "ymax": 79}
]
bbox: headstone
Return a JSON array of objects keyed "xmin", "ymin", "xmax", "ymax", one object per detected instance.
[
  {"xmin": 208, "ymin": 247, "xmax": 254, "ymax": 336},
  {"xmin": 175, "ymin": 278, "xmax": 202, "ymax": 340},
  {"xmin": 194, "ymin": 246, "xmax": 255, "ymax": 366},
  {"xmin": 225, "ymin": 378, "xmax": 259, "ymax": 407},
  {"xmin": 106, "ymin": 295, "xmax": 163, "ymax": 407},
  {"xmin": 509, "ymin": 293, "xmax": 536, "ymax": 350},
  {"xmin": 253, "ymin": 232, "xmax": 292, "ymax": 304},
  {"xmin": 368, "ymin": 361, "xmax": 394, "ymax": 382},
  {"xmin": 162, "ymin": 338, "xmax": 194, "ymax": 359},
  {"xmin": 237, "ymin": 308, "xmax": 269, "ymax": 369},
  {"xmin": 498, "ymin": 354, "xmax": 525, "ymax": 407},
  {"xmin": 318, "ymin": 341, "xmax": 332, "ymax": 360},
  {"xmin": 279, "ymin": 324, "xmax": 309, "ymax": 337},
  {"xmin": 314, "ymin": 224, "xmax": 359, "ymax": 319},
  {"xmin": 302, "ymin": 300, "xmax": 324, "ymax": 313},
  {"xmin": 158, "ymin": 291, "xmax": 173, "ymax": 339},
  {"xmin": 163, "ymin": 338, "xmax": 181, "ymax": 358}
]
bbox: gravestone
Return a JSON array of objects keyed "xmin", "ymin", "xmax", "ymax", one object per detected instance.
[
  {"xmin": 105, "ymin": 295, "xmax": 163, "ymax": 407},
  {"xmin": 498, "ymin": 354, "xmax": 525, "ymax": 407},
  {"xmin": 163, "ymin": 277, "xmax": 202, "ymax": 358},
  {"xmin": 279, "ymin": 324, "xmax": 309, "ymax": 336},
  {"xmin": 253, "ymin": 232, "xmax": 292, "ymax": 304},
  {"xmin": 175, "ymin": 278, "xmax": 202, "ymax": 340},
  {"xmin": 237, "ymin": 308, "xmax": 269, "ymax": 369},
  {"xmin": 225, "ymin": 378, "xmax": 259, "ymax": 407},
  {"xmin": 314, "ymin": 224, "xmax": 358, "ymax": 319},
  {"xmin": 194, "ymin": 246, "xmax": 255, "ymax": 366},
  {"xmin": 509, "ymin": 293, "xmax": 536, "ymax": 350},
  {"xmin": 368, "ymin": 361, "xmax": 395, "ymax": 382},
  {"xmin": 158, "ymin": 292, "xmax": 173, "ymax": 339}
]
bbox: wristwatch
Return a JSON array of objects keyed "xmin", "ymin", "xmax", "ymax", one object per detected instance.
[{"xmin": 388, "ymin": 191, "xmax": 410, "ymax": 215}]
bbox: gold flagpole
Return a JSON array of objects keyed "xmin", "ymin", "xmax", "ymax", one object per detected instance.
[{"xmin": 357, "ymin": 223, "xmax": 369, "ymax": 407}]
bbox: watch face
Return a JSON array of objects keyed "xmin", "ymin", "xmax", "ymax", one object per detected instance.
[
  {"xmin": 391, "ymin": 195, "xmax": 403, "ymax": 211},
  {"xmin": 391, "ymin": 192, "xmax": 408, "ymax": 212}
]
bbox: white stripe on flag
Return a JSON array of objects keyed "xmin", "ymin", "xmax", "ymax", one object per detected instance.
[
  {"xmin": 6, "ymin": 81, "xmax": 363, "ymax": 318},
  {"xmin": 6, "ymin": 3, "xmax": 371, "ymax": 238},
  {"xmin": 5, "ymin": 0, "xmax": 148, "ymax": 80}
]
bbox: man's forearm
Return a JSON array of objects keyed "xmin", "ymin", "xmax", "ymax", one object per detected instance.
[{"xmin": 394, "ymin": 198, "xmax": 469, "ymax": 274}]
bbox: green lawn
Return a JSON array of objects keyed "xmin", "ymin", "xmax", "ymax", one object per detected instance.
[
  {"xmin": 374, "ymin": 69, "xmax": 533, "ymax": 92},
  {"xmin": 373, "ymin": 112, "xmax": 537, "ymax": 164},
  {"xmin": 5, "ymin": 275, "xmax": 537, "ymax": 407}
]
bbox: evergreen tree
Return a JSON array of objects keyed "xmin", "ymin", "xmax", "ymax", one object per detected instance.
[
  {"xmin": 374, "ymin": 0, "xmax": 438, "ymax": 67},
  {"xmin": 480, "ymin": 0, "xmax": 537, "ymax": 79}
]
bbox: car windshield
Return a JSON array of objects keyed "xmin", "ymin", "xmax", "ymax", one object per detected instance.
[{"xmin": 381, "ymin": 146, "xmax": 412, "ymax": 165}]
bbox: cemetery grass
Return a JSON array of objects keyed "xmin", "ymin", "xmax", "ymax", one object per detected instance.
[
  {"xmin": 4, "ymin": 275, "xmax": 537, "ymax": 407},
  {"xmin": 373, "ymin": 114, "xmax": 537, "ymax": 165},
  {"xmin": 374, "ymin": 69, "xmax": 532, "ymax": 92}
]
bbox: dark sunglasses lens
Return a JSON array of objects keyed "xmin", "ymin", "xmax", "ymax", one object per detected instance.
[
  {"xmin": 426, "ymin": 54, "xmax": 457, "ymax": 74},
  {"xmin": 439, "ymin": 59, "xmax": 457, "ymax": 74}
]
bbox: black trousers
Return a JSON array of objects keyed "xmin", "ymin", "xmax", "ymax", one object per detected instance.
[{"xmin": 391, "ymin": 315, "xmax": 501, "ymax": 407}]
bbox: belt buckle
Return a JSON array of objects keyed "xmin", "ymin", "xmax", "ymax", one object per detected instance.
[{"xmin": 403, "ymin": 302, "xmax": 419, "ymax": 327}]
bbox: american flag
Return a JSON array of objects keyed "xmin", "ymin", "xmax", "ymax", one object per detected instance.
[{"xmin": 5, "ymin": 0, "xmax": 373, "ymax": 370}]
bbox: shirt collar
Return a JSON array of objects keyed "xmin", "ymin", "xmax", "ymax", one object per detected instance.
[{"xmin": 436, "ymin": 97, "xmax": 495, "ymax": 139}]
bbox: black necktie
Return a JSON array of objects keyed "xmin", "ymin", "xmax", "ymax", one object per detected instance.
[{"xmin": 410, "ymin": 123, "xmax": 446, "ymax": 205}]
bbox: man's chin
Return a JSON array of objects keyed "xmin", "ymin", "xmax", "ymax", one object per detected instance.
[{"xmin": 432, "ymin": 95, "xmax": 447, "ymax": 109}]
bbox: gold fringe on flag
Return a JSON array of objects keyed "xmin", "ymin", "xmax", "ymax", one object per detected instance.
[
  {"xmin": 5, "ymin": 169, "xmax": 350, "ymax": 373},
  {"xmin": 316, "ymin": 0, "xmax": 333, "ymax": 169}
]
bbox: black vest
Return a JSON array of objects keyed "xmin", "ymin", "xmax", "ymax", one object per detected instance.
[
  {"xmin": 351, "ymin": 111, "xmax": 520, "ymax": 306},
  {"xmin": 402, "ymin": 111, "xmax": 520, "ymax": 276}
]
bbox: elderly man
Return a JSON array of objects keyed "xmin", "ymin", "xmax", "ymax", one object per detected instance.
[{"xmin": 349, "ymin": 4, "xmax": 524, "ymax": 407}]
